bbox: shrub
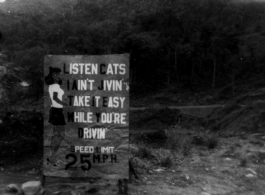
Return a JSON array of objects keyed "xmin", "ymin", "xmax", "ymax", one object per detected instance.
[
  {"xmin": 207, "ymin": 135, "xmax": 219, "ymax": 150},
  {"xmin": 130, "ymin": 157, "xmax": 152, "ymax": 174},
  {"xmin": 151, "ymin": 148, "xmax": 174, "ymax": 168},
  {"xmin": 132, "ymin": 144, "xmax": 174, "ymax": 168},
  {"xmin": 165, "ymin": 125, "xmax": 193, "ymax": 156},
  {"xmin": 165, "ymin": 125, "xmax": 183, "ymax": 151},
  {"xmin": 182, "ymin": 141, "xmax": 193, "ymax": 156},
  {"xmin": 133, "ymin": 143, "xmax": 153, "ymax": 159},
  {"xmin": 161, "ymin": 156, "xmax": 174, "ymax": 168}
]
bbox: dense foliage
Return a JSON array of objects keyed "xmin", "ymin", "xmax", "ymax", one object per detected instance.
[{"xmin": 0, "ymin": 0, "xmax": 265, "ymax": 99}]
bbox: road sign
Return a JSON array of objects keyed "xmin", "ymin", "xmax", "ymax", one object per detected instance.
[{"xmin": 43, "ymin": 54, "xmax": 129, "ymax": 179}]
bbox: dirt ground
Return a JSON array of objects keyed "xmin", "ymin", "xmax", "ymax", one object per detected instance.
[
  {"xmin": 0, "ymin": 130, "xmax": 265, "ymax": 195},
  {"xmin": 0, "ymin": 89, "xmax": 265, "ymax": 195}
]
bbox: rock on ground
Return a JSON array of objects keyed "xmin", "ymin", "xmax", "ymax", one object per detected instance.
[
  {"xmin": 21, "ymin": 181, "xmax": 44, "ymax": 195},
  {"xmin": 4, "ymin": 184, "xmax": 24, "ymax": 195}
]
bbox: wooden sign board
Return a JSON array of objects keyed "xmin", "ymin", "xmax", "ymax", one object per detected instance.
[{"xmin": 43, "ymin": 54, "xmax": 129, "ymax": 179}]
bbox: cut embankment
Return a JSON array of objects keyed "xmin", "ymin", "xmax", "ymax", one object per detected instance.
[{"xmin": 206, "ymin": 88, "xmax": 265, "ymax": 134}]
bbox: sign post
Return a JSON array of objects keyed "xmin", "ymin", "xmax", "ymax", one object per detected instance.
[{"xmin": 43, "ymin": 55, "xmax": 130, "ymax": 186}]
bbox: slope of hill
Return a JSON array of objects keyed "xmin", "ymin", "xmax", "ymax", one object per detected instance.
[{"xmin": 206, "ymin": 87, "xmax": 265, "ymax": 134}]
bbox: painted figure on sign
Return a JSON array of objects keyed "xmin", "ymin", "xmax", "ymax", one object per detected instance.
[{"xmin": 45, "ymin": 66, "xmax": 67, "ymax": 167}]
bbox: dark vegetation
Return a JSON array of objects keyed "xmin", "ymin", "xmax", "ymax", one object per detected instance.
[
  {"xmin": 0, "ymin": 0, "xmax": 265, "ymax": 172},
  {"xmin": 0, "ymin": 0, "xmax": 265, "ymax": 103},
  {"xmin": 0, "ymin": 111, "xmax": 43, "ymax": 170}
]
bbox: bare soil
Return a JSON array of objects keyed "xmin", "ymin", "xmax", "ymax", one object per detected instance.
[
  {"xmin": 0, "ymin": 131, "xmax": 265, "ymax": 195},
  {"xmin": 0, "ymin": 89, "xmax": 265, "ymax": 195}
]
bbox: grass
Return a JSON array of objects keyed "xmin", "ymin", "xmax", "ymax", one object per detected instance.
[
  {"xmin": 167, "ymin": 125, "xmax": 195, "ymax": 156},
  {"xmin": 164, "ymin": 125, "xmax": 193, "ymax": 155},
  {"xmin": 131, "ymin": 125, "xmax": 194, "ymax": 171},
  {"xmin": 131, "ymin": 142, "xmax": 174, "ymax": 169},
  {"xmin": 131, "ymin": 125, "xmax": 220, "ymax": 173}
]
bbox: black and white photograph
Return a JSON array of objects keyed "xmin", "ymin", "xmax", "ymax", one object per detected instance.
[{"xmin": 0, "ymin": 0, "xmax": 265, "ymax": 194}]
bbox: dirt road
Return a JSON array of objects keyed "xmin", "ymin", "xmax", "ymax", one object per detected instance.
[{"xmin": 1, "ymin": 132, "xmax": 265, "ymax": 195}]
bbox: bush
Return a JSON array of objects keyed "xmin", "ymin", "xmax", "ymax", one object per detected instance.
[
  {"xmin": 161, "ymin": 156, "xmax": 173, "ymax": 168},
  {"xmin": 131, "ymin": 144, "xmax": 175, "ymax": 169},
  {"xmin": 165, "ymin": 125, "xmax": 182, "ymax": 150},
  {"xmin": 151, "ymin": 148, "xmax": 174, "ymax": 168},
  {"xmin": 165, "ymin": 125, "xmax": 193, "ymax": 156},
  {"xmin": 207, "ymin": 135, "xmax": 219, "ymax": 150},
  {"xmin": 182, "ymin": 141, "xmax": 193, "ymax": 156},
  {"xmin": 0, "ymin": 111, "xmax": 43, "ymax": 165},
  {"xmin": 130, "ymin": 157, "xmax": 153, "ymax": 174},
  {"xmin": 133, "ymin": 143, "xmax": 153, "ymax": 159}
]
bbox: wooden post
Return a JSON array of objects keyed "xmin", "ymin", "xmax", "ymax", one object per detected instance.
[
  {"xmin": 118, "ymin": 179, "xmax": 122, "ymax": 193},
  {"xmin": 118, "ymin": 179, "xmax": 128, "ymax": 195},
  {"xmin": 41, "ymin": 175, "xmax": 46, "ymax": 187},
  {"xmin": 124, "ymin": 179, "xmax": 128, "ymax": 194}
]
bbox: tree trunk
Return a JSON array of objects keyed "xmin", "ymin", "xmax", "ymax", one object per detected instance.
[
  {"xmin": 174, "ymin": 48, "xmax": 177, "ymax": 71},
  {"xmin": 199, "ymin": 58, "xmax": 202, "ymax": 74},
  {"xmin": 232, "ymin": 72, "xmax": 235, "ymax": 97},
  {"xmin": 212, "ymin": 58, "xmax": 216, "ymax": 89},
  {"xmin": 191, "ymin": 61, "xmax": 195, "ymax": 80},
  {"xmin": 167, "ymin": 70, "xmax": 171, "ymax": 85}
]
